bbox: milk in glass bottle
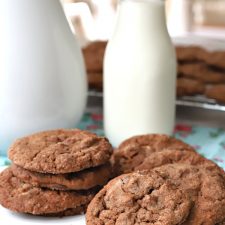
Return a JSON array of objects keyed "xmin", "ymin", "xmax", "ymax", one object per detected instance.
[
  {"xmin": 104, "ymin": 0, "xmax": 177, "ymax": 147},
  {"xmin": 0, "ymin": 0, "xmax": 87, "ymax": 155}
]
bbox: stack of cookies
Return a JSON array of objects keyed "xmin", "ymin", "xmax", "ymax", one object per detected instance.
[
  {"xmin": 86, "ymin": 134, "xmax": 225, "ymax": 225},
  {"xmin": 82, "ymin": 41, "xmax": 225, "ymax": 105},
  {"xmin": 82, "ymin": 41, "xmax": 107, "ymax": 91},
  {"xmin": 176, "ymin": 46, "xmax": 225, "ymax": 104},
  {"xmin": 0, "ymin": 129, "xmax": 113, "ymax": 216}
]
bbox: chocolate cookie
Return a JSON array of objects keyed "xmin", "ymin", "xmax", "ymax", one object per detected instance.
[
  {"xmin": 11, "ymin": 163, "xmax": 112, "ymax": 190},
  {"xmin": 204, "ymin": 51, "xmax": 225, "ymax": 70},
  {"xmin": 82, "ymin": 41, "xmax": 107, "ymax": 72},
  {"xmin": 44, "ymin": 205, "xmax": 87, "ymax": 217},
  {"xmin": 9, "ymin": 129, "xmax": 112, "ymax": 174},
  {"xmin": 153, "ymin": 164, "xmax": 225, "ymax": 225},
  {"xmin": 176, "ymin": 46, "xmax": 207, "ymax": 62},
  {"xmin": 117, "ymin": 148, "xmax": 218, "ymax": 175},
  {"xmin": 204, "ymin": 70, "xmax": 225, "ymax": 83},
  {"xmin": 86, "ymin": 170, "xmax": 192, "ymax": 225},
  {"xmin": 205, "ymin": 84, "xmax": 225, "ymax": 104},
  {"xmin": 113, "ymin": 134, "xmax": 195, "ymax": 174},
  {"xmin": 87, "ymin": 72, "xmax": 103, "ymax": 90},
  {"xmin": 178, "ymin": 63, "xmax": 205, "ymax": 78},
  {"xmin": 177, "ymin": 78, "xmax": 205, "ymax": 97},
  {"xmin": 0, "ymin": 168, "xmax": 96, "ymax": 215},
  {"xmin": 8, "ymin": 205, "xmax": 88, "ymax": 217},
  {"xmin": 178, "ymin": 63, "xmax": 225, "ymax": 84}
]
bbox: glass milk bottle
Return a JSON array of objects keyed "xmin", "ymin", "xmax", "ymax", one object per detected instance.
[
  {"xmin": 0, "ymin": 0, "xmax": 87, "ymax": 155},
  {"xmin": 104, "ymin": 0, "xmax": 177, "ymax": 147}
]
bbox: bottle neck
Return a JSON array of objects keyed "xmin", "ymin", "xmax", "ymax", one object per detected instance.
[{"xmin": 116, "ymin": 0, "xmax": 167, "ymax": 33}]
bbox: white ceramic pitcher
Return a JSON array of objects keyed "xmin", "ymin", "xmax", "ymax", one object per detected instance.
[{"xmin": 0, "ymin": 0, "xmax": 87, "ymax": 155}]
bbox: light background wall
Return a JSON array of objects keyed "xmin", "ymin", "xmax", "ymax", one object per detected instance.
[{"xmin": 62, "ymin": 0, "xmax": 225, "ymax": 44}]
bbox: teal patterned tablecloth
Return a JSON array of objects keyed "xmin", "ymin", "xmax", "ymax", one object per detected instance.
[{"xmin": 1, "ymin": 113, "xmax": 225, "ymax": 170}]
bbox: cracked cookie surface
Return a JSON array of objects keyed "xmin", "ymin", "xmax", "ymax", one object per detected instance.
[
  {"xmin": 11, "ymin": 163, "xmax": 112, "ymax": 190},
  {"xmin": 0, "ymin": 168, "xmax": 96, "ymax": 215},
  {"xmin": 113, "ymin": 134, "xmax": 195, "ymax": 175},
  {"xmin": 116, "ymin": 149, "xmax": 219, "ymax": 176},
  {"xmin": 9, "ymin": 129, "xmax": 112, "ymax": 174},
  {"xmin": 153, "ymin": 164, "xmax": 225, "ymax": 225},
  {"xmin": 86, "ymin": 170, "xmax": 192, "ymax": 225}
]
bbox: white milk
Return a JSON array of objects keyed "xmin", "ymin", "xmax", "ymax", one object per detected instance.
[
  {"xmin": 0, "ymin": 0, "xmax": 87, "ymax": 155},
  {"xmin": 104, "ymin": 0, "xmax": 177, "ymax": 147}
]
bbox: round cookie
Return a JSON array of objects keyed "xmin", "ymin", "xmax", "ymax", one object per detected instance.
[
  {"xmin": 88, "ymin": 72, "xmax": 103, "ymax": 90},
  {"xmin": 86, "ymin": 170, "xmax": 192, "ymax": 225},
  {"xmin": 178, "ymin": 63, "xmax": 225, "ymax": 84},
  {"xmin": 0, "ymin": 168, "xmax": 96, "ymax": 215},
  {"xmin": 113, "ymin": 134, "xmax": 195, "ymax": 175},
  {"xmin": 116, "ymin": 149, "xmax": 218, "ymax": 175},
  {"xmin": 82, "ymin": 41, "xmax": 107, "ymax": 72},
  {"xmin": 153, "ymin": 164, "xmax": 225, "ymax": 225},
  {"xmin": 9, "ymin": 129, "xmax": 112, "ymax": 174},
  {"xmin": 178, "ymin": 63, "xmax": 205, "ymax": 78},
  {"xmin": 177, "ymin": 78, "xmax": 205, "ymax": 97},
  {"xmin": 205, "ymin": 84, "xmax": 225, "ymax": 104},
  {"xmin": 176, "ymin": 46, "xmax": 207, "ymax": 62},
  {"xmin": 11, "ymin": 163, "xmax": 112, "ymax": 190},
  {"xmin": 204, "ymin": 51, "xmax": 225, "ymax": 70}
]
